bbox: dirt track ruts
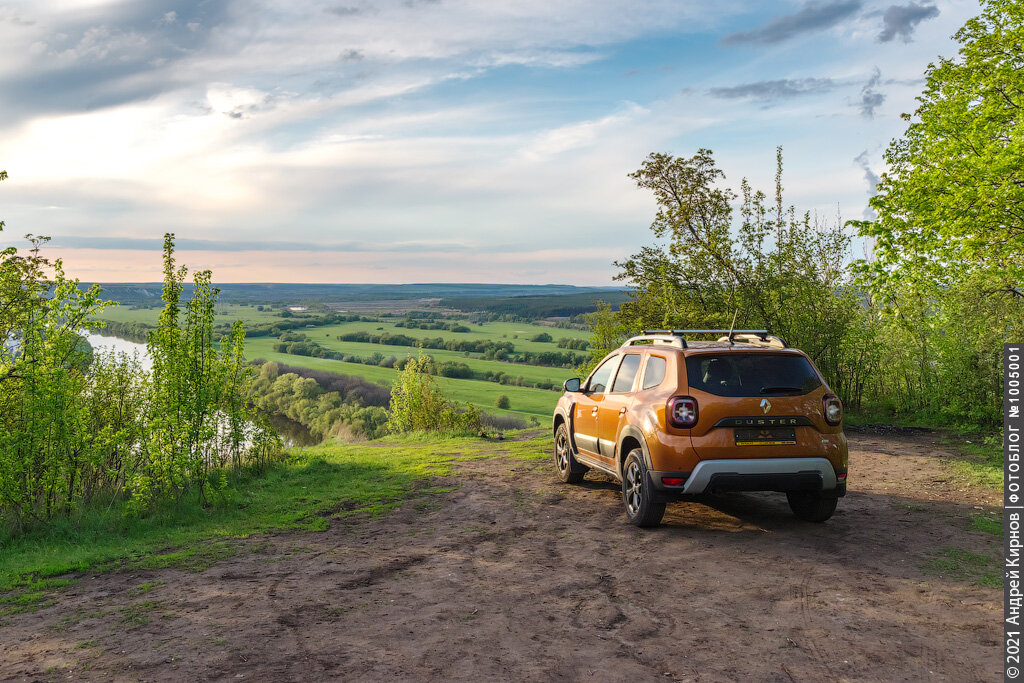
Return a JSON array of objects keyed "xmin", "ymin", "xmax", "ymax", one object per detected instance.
[{"xmin": 0, "ymin": 429, "xmax": 1003, "ymax": 682}]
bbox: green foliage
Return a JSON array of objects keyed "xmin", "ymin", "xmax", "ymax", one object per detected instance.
[
  {"xmin": 557, "ymin": 336, "xmax": 589, "ymax": 350},
  {"xmin": 856, "ymin": 0, "xmax": 1024, "ymax": 294},
  {"xmin": 496, "ymin": 394, "xmax": 511, "ymax": 410},
  {"xmin": 529, "ymin": 332, "xmax": 553, "ymax": 343},
  {"xmin": 849, "ymin": 1, "xmax": 1024, "ymax": 431},
  {"xmin": 251, "ymin": 363, "xmax": 388, "ymax": 440},
  {"xmin": 607, "ymin": 148, "xmax": 868, "ymax": 405},
  {"xmin": 578, "ymin": 301, "xmax": 627, "ymax": 377},
  {"xmin": 136, "ymin": 236, "xmax": 280, "ymax": 510},
  {"xmin": 0, "ymin": 197, "xmax": 114, "ymax": 525},
  {"xmin": 0, "ymin": 219, "xmax": 279, "ymax": 532},
  {"xmin": 386, "ymin": 351, "xmax": 483, "ymax": 434},
  {"xmin": 438, "ymin": 291, "xmax": 631, "ymax": 318}
]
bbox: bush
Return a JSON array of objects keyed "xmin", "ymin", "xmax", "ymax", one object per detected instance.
[
  {"xmin": 385, "ymin": 352, "xmax": 482, "ymax": 434},
  {"xmin": 496, "ymin": 394, "xmax": 511, "ymax": 410},
  {"xmin": 530, "ymin": 332, "xmax": 553, "ymax": 343}
]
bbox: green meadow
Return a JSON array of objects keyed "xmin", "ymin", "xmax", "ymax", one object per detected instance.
[
  {"xmin": 94, "ymin": 306, "xmax": 582, "ymax": 420},
  {"xmin": 96, "ymin": 303, "xmax": 285, "ymax": 326},
  {"xmin": 244, "ymin": 336, "xmax": 562, "ymax": 419}
]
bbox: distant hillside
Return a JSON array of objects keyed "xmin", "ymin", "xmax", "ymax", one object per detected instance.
[{"xmin": 82, "ymin": 283, "xmax": 624, "ymax": 307}]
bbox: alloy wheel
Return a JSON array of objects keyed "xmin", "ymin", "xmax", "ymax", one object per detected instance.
[
  {"xmin": 625, "ymin": 460, "xmax": 643, "ymax": 515},
  {"xmin": 555, "ymin": 431, "xmax": 570, "ymax": 472}
]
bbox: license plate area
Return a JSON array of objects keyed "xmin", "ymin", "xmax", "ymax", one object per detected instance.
[{"xmin": 734, "ymin": 428, "xmax": 797, "ymax": 446}]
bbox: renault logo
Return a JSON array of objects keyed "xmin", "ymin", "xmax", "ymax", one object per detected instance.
[{"xmin": 760, "ymin": 398, "xmax": 772, "ymax": 414}]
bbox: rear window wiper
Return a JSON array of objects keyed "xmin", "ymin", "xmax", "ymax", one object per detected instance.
[{"xmin": 760, "ymin": 386, "xmax": 803, "ymax": 394}]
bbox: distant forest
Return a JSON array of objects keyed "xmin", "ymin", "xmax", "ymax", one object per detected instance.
[
  {"xmin": 79, "ymin": 282, "xmax": 627, "ymax": 309},
  {"xmin": 439, "ymin": 291, "xmax": 630, "ymax": 318}
]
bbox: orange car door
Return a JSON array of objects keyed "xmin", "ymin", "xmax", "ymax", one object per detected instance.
[
  {"xmin": 597, "ymin": 353, "xmax": 643, "ymax": 461},
  {"xmin": 573, "ymin": 354, "xmax": 619, "ymax": 457}
]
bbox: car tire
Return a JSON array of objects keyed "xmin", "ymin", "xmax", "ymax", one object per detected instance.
[
  {"xmin": 786, "ymin": 491, "xmax": 838, "ymax": 522},
  {"xmin": 622, "ymin": 449, "xmax": 666, "ymax": 527},
  {"xmin": 554, "ymin": 423, "xmax": 587, "ymax": 484}
]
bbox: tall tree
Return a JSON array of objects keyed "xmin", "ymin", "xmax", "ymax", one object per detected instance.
[
  {"xmin": 613, "ymin": 148, "xmax": 864, "ymax": 402},
  {"xmin": 856, "ymin": 0, "xmax": 1024, "ymax": 298}
]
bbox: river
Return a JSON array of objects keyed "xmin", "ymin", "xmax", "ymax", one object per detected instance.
[
  {"xmin": 84, "ymin": 332, "xmax": 318, "ymax": 447},
  {"xmin": 86, "ymin": 332, "xmax": 152, "ymax": 370}
]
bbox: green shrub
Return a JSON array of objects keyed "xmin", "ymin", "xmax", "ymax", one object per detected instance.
[{"xmin": 386, "ymin": 352, "xmax": 482, "ymax": 434}]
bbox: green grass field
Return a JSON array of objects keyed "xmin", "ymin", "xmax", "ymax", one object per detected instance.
[
  {"xmin": 249, "ymin": 335, "xmax": 571, "ymax": 385},
  {"xmin": 0, "ymin": 433, "xmax": 550, "ymax": 603},
  {"xmin": 310, "ymin": 319, "xmax": 590, "ymax": 354},
  {"xmin": 96, "ymin": 303, "xmax": 283, "ymax": 326},
  {"xmin": 92, "ymin": 307, "xmax": 582, "ymax": 420},
  {"xmin": 244, "ymin": 337, "xmax": 562, "ymax": 419},
  {"xmin": 94, "ymin": 307, "xmax": 591, "ymax": 352}
]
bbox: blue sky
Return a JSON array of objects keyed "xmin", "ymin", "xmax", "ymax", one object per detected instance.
[{"xmin": 0, "ymin": 0, "xmax": 978, "ymax": 284}]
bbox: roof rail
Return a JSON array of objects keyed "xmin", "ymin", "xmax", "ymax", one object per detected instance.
[
  {"xmin": 622, "ymin": 333, "xmax": 688, "ymax": 349},
  {"xmin": 716, "ymin": 333, "xmax": 787, "ymax": 349},
  {"xmin": 621, "ymin": 329, "xmax": 788, "ymax": 349}
]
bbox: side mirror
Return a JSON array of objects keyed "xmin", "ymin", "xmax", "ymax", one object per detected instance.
[{"xmin": 563, "ymin": 377, "xmax": 581, "ymax": 393}]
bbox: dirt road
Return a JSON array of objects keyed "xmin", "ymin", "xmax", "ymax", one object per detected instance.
[{"xmin": 0, "ymin": 429, "xmax": 1003, "ymax": 681}]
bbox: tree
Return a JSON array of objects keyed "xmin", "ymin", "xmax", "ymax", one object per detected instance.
[
  {"xmin": 385, "ymin": 351, "xmax": 481, "ymax": 434},
  {"xmin": 136, "ymin": 234, "xmax": 278, "ymax": 507},
  {"xmin": 848, "ymin": 1, "xmax": 1024, "ymax": 431},
  {"xmin": 496, "ymin": 394, "xmax": 511, "ymax": 410},
  {"xmin": 611, "ymin": 148, "xmax": 866, "ymax": 402},
  {"xmin": 856, "ymin": 0, "xmax": 1024, "ymax": 297}
]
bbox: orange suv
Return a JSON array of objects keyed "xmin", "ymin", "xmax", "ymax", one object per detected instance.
[{"xmin": 552, "ymin": 330, "xmax": 848, "ymax": 526}]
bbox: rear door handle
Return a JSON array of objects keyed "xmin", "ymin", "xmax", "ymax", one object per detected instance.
[
  {"xmin": 591, "ymin": 407, "xmax": 598, "ymax": 416},
  {"xmin": 619, "ymin": 407, "xmax": 627, "ymax": 415}
]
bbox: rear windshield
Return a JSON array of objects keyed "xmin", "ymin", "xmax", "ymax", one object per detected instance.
[{"xmin": 685, "ymin": 353, "xmax": 822, "ymax": 397}]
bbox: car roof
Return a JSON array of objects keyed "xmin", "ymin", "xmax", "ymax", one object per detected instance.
[
  {"xmin": 619, "ymin": 342, "xmax": 807, "ymax": 356},
  {"xmin": 617, "ymin": 330, "xmax": 812, "ymax": 355}
]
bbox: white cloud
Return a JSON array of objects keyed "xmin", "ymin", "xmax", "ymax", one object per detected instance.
[{"xmin": 0, "ymin": 0, "xmax": 986, "ymax": 283}]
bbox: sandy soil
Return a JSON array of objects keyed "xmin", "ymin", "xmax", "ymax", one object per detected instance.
[{"xmin": 0, "ymin": 428, "xmax": 1003, "ymax": 682}]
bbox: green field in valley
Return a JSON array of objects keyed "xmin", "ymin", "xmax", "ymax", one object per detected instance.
[
  {"xmin": 96, "ymin": 303, "xmax": 286, "ymax": 326},
  {"xmin": 93, "ymin": 306, "xmax": 585, "ymax": 422},
  {"xmin": 245, "ymin": 337, "xmax": 562, "ymax": 419},
  {"xmin": 251, "ymin": 335, "xmax": 570, "ymax": 385}
]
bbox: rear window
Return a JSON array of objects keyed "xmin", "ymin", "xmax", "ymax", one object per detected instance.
[
  {"xmin": 642, "ymin": 356, "xmax": 667, "ymax": 390},
  {"xmin": 685, "ymin": 353, "xmax": 822, "ymax": 397}
]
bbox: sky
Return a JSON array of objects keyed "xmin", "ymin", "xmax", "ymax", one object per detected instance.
[{"xmin": 0, "ymin": 0, "xmax": 980, "ymax": 285}]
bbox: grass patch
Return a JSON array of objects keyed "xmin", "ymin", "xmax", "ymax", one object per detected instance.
[
  {"xmin": 128, "ymin": 580, "xmax": 165, "ymax": 596},
  {"xmin": 245, "ymin": 337, "xmax": 561, "ymax": 418},
  {"xmin": 923, "ymin": 547, "xmax": 1001, "ymax": 588},
  {"xmin": 943, "ymin": 435, "xmax": 1003, "ymax": 489},
  {"xmin": 119, "ymin": 600, "xmax": 161, "ymax": 626},
  {"xmin": 0, "ymin": 433, "xmax": 550, "ymax": 597},
  {"xmin": 0, "ymin": 577, "xmax": 71, "ymax": 617},
  {"xmin": 971, "ymin": 514, "xmax": 1003, "ymax": 536}
]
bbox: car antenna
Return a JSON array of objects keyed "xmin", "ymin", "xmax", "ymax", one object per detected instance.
[{"xmin": 726, "ymin": 308, "xmax": 739, "ymax": 345}]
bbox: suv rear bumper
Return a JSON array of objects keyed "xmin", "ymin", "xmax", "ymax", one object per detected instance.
[{"xmin": 651, "ymin": 457, "xmax": 845, "ymax": 496}]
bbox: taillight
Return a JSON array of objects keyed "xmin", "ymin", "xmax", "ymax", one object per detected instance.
[
  {"xmin": 823, "ymin": 394, "xmax": 843, "ymax": 425},
  {"xmin": 668, "ymin": 396, "xmax": 698, "ymax": 428}
]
